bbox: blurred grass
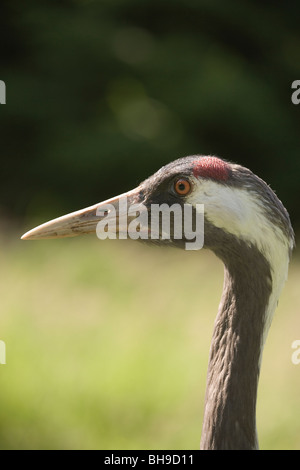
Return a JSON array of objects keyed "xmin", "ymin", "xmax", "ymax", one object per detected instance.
[{"xmin": 0, "ymin": 234, "xmax": 299, "ymax": 449}]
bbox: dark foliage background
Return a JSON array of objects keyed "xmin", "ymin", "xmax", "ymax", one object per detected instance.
[{"xmin": 1, "ymin": 0, "xmax": 300, "ymax": 230}]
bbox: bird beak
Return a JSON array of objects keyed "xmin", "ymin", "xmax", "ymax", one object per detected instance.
[{"xmin": 21, "ymin": 187, "xmax": 143, "ymax": 240}]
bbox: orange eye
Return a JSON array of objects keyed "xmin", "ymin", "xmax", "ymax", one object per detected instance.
[{"xmin": 174, "ymin": 178, "xmax": 191, "ymax": 195}]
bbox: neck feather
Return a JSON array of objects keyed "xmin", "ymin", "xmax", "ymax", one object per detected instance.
[{"xmin": 201, "ymin": 240, "xmax": 279, "ymax": 450}]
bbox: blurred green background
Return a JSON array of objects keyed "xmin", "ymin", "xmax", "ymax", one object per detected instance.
[{"xmin": 0, "ymin": 0, "xmax": 300, "ymax": 449}]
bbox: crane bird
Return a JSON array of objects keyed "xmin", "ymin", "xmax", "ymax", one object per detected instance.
[{"xmin": 21, "ymin": 155, "xmax": 294, "ymax": 450}]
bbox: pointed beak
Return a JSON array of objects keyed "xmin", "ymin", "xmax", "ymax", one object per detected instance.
[{"xmin": 21, "ymin": 187, "xmax": 142, "ymax": 240}]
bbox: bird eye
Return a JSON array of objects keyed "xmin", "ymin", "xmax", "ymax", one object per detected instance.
[{"xmin": 174, "ymin": 178, "xmax": 191, "ymax": 196}]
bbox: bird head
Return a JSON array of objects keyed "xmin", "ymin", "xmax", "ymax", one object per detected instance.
[{"xmin": 21, "ymin": 155, "xmax": 293, "ymax": 258}]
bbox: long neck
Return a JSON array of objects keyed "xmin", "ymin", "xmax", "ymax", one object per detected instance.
[{"xmin": 200, "ymin": 246, "xmax": 273, "ymax": 450}]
